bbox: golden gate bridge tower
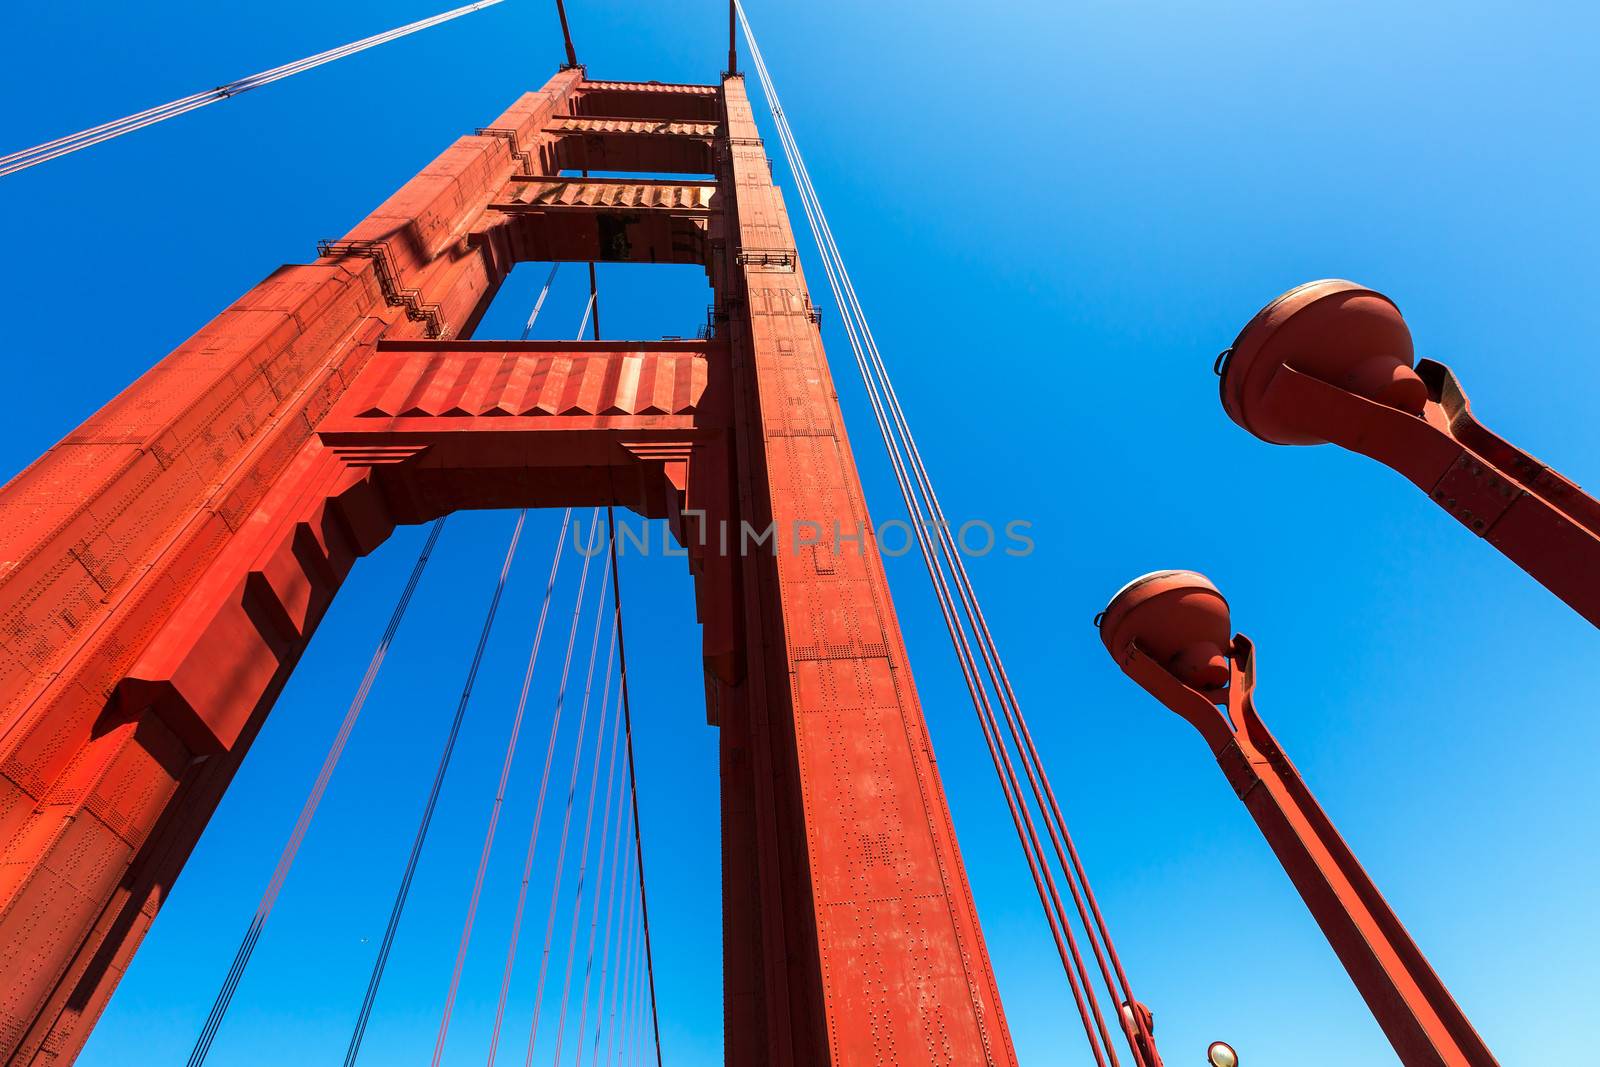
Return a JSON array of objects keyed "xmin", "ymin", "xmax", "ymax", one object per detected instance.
[
  {"xmin": 0, "ymin": 3, "xmax": 1594, "ymax": 1066},
  {"xmin": 0, "ymin": 52, "xmax": 1019, "ymax": 1067}
]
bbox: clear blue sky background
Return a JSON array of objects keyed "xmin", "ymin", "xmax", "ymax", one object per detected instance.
[{"xmin": 3, "ymin": 2, "xmax": 1598, "ymax": 1064}]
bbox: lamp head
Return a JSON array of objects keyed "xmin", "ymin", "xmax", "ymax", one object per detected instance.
[
  {"xmin": 1219, "ymin": 279, "xmax": 1426, "ymax": 445},
  {"xmin": 1099, "ymin": 570, "xmax": 1232, "ymax": 700},
  {"xmin": 1206, "ymin": 1040, "xmax": 1239, "ymax": 1067},
  {"xmin": 1118, "ymin": 1000, "xmax": 1155, "ymax": 1035}
]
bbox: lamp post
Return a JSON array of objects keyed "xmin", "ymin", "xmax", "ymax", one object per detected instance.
[
  {"xmin": 1217, "ymin": 279, "xmax": 1600, "ymax": 627},
  {"xmin": 1098, "ymin": 570, "xmax": 1500, "ymax": 1067}
]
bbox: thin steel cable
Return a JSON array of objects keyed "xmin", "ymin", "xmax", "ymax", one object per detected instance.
[
  {"xmin": 485, "ymin": 300, "xmax": 610, "ymax": 1066},
  {"xmin": 548, "ymin": 627, "xmax": 620, "ymax": 1066},
  {"xmin": 430, "ymin": 510, "xmax": 574, "ymax": 1065},
  {"xmin": 487, "ymin": 510, "xmax": 605, "ymax": 1066},
  {"xmin": 790, "ymin": 93, "xmax": 1157, "ymax": 1062},
  {"xmin": 801, "ymin": 129, "xmax": 1143, "ymax": 1060},
  {"xmin": 573, "ymin": 673, "xmax": 630, "ymax": 1067},
  {"xmin": 737, "ymin": 11, "xmax": 1143, "ymax": 1062},
  {"xmin": 750, "ymin": 97, "xmax": 1119, "ymax": 1067},
  {"xmin": 6, "ymin": 7, "xmax": 488, "ymax": 167},
  {"xmin": 575, "ymin": 290, "xmax": 598, "ymax": 345},
  {"xmin": 605, "ymin": 893, "xmax": 639, "ymax": 1067},
  {"xmin": 586, "ymin": 263, "xmax": 602, "ymax": 340},
  {"xmin": 524, "ymin": 525, "xmax": 613, "ymax": 1063},
  {"xmin": 344, "ymin": 510, "xmax": 527, "ymax": 1066},
  {"xmin": 761, "ymin": 45, "xmax": 1158, "ymax": 1065},
  {"xmin": 605, "ymin": 506, "xmax": 665, "ymax": 1067},
  {"xmin": 584, "ymin": 772, "xmax": 633, "ymax": 1067},
  {"xmin": 1, "ymin": 1, "xmax": 508, "ymax": 178},
  {"xmin": 522, "ymin": 263, "xmax": 562, "ymax": 340},
  {"xmin": 186, "ymin": 518, "xmax": 446, "ymax": 1066},
  {"xmin": 748, "ymin": 35, "xmax": 1156, "ymax": 1067},
  {"xmin": 617, "ymin": 937, "xmax": 638, "ymax": 1067},
  {"xmin": 848, "ymin": 327, "xmax": 1116, "ymax": 1065},
  {"xmin": 623, "ymin": 932, "xmax": 647, "ymax": 1067},
  {"xmin": 601, "ymin": 819, "xmax": 642, "ymax": 1067}
]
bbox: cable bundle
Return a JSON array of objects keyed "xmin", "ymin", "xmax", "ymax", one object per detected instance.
[{"xmin": 737, "ymin": 7, "xmax": 1163, "ymax": 1064}]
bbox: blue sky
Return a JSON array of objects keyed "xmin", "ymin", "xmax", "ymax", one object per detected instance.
[{"xmin": 4, "ymin": 1, "xmax": 1599, "ymax": 1064}]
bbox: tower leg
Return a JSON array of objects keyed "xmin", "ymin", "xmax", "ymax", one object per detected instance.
[{"xmin": 713, "ymin": 75, "xmax": 1017, "ymax": 1067}]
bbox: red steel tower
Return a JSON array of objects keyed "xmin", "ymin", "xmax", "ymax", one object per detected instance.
[{"xmin": 0, "ymin": 71, "xmax": 1017, "ymax": 1066}]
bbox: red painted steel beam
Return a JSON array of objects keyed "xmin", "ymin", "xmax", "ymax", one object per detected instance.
[
  {"xmin": 0, "ymin": 66, "xmax": 1020, "ymax": 1066},
  {"xmin": 1099, "ymin": 570, "xmax": 1501, "ymax": 1067},
  {"xmin": 570, "ymin": 81, "xmax": 721, "ymax": 123},
  {"xmin": 0, "ymin": 69, "xmax": 596, "ymax": 1061},
  {"xmin": 1219, "ymin": 280, "xmax": 1600, "ymax": 627},
  {"xmin": 711, "ymin": 75, "xmax": 1018, "ymax": 1067},
  {"xmin": 542, "ymin": 116, "xmax": 717, "ymax": 175}
]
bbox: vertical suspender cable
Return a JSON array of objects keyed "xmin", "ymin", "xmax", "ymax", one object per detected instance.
[
  {"xmin": 488, "ymin": 298, "xmax": 612, "ymax": 1065},
  {"xmin": 186, "ymin": 518, "xmax": 446, "ymax": 1066},
  {"xmin": 522, "ymin": 264, "xmax": 562, "ymax": 340},
  {"xmin": 524, "ymin": 527, "xmax": 613, "ymax": 1063},
  {"xmin": 430, "ymin": 510, "xmax": 574, "ymax": 1065},
  {"xmin": 733, "ymin": 19, "xmax": 1117, "ymax": 1065},
  {"xmin": 804, "ymin": 125, "xmax": 1130, "ymax": 1061},
  {"xmin": 572, "ymin": 665, "xmax": 629, "ymax": 1067},
  {"xmin": 582, "ymin": 767, "xmax": 633, "ymax": 1066},
  {"xmin": 486, "ymin": 511, "xmax": 605, "ymax": 1066},
  {"xmin": 606, "ymin": 506, "xmax": 664, "ymax": 1067},
  {"xmin": 344, "ymin": 511, "xmax": 527, "ymax": 1066},
  {"xmin": 602, "ymin": 879, "xmax": 640, "ymax": 1067},
  {"xmin": 0, "ymin": 0, "xmax": 509, "ymax": 178},
  {"xmin": 588, "ymin": 267, "xmax": 663, "ymax": 1067},
  {"xmin": 737, "ymin": 6, "xmax": 1163, "ymax": 1063},
  {"xmin": 548, "ymin": 623, "xmax": 620, "ymax": 1065},
  {"xmin": 625, "ymin": 930, "xmax": 648, "ymax": 1067},
  {"xmin": 792, "ymin": 79, "xmax": 1155, "ymax": 1056},
  {"xmin": 586, "ymin": 263, "xmax": 602, "ymax": 340},
  {"xmin": 575, "ymin": 290, "xmax": 598, "ymax": 347},
  {"xmin": 824, "ymin": 97, "xmax": 1158, "ymax": 1067}
]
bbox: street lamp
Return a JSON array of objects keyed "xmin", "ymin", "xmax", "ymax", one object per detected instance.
[
  {"xmin": 1098, "ymin": 570, "xmax": 1500, "ymax": 1067},
  {"xmin": 1206, "ymin": 1041, "xmax": 1238, "ymax": 1067},
  {"xmin": 1217, "ymin": 279, "xmax": 1600, "ymax": 627}
]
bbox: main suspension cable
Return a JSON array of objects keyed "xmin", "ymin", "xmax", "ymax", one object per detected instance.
[
  {"xmin": 344, "ymin": 510, "xmax": 527, "ymax": 1066},
  {"xmin": 737, "ymin": 7, "xmax": 1162, "ymax": 1063},
  {"xmin": 186, "ymin": 518, "xmax": 446, "ymax": 1066},
  {"xmin": 0, "ymin": 0, "xmax": 508, "ymax": 179},
  {"xmin": 553, "ymin": 0, "xmax": 580, "ymax": 68},
  {"xmin": 431, "ymin": 509, "xmax": 574, "ymax": 1065}
]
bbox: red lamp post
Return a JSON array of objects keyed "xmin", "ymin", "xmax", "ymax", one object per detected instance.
[
  {"xmin": 1098, "ymin": 570, "xmax": 1500, "ymax": 1067},
  {"xmin": 1218, "ymin": 279, "xmax": 1600, "ymax": 627}
]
